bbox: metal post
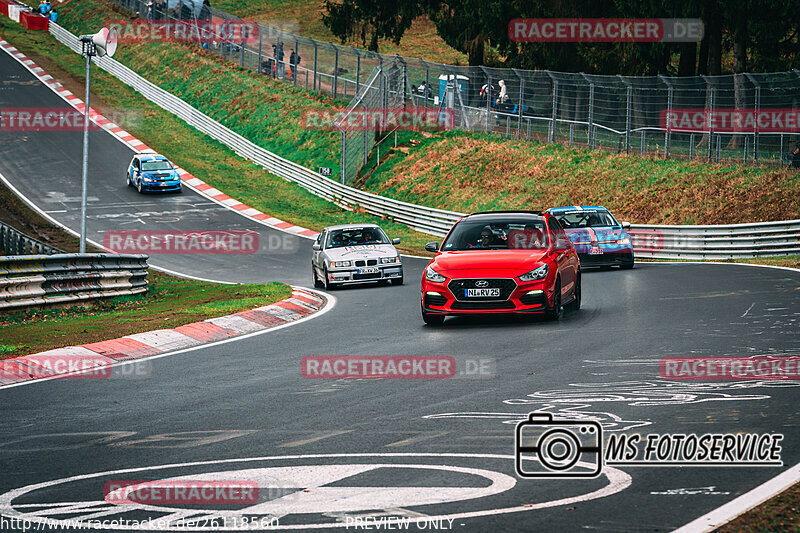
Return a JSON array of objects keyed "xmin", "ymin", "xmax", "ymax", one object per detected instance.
[
  {"xmin": 659, "ymin": 75, "xmax": 673, "ymax": 158},
  {"xmin": 293, "ymin": 38, "xmax": 298, "ymax": 85},
  {"xmin": 513, "ymin": 68, "xmax": 524, "ymax": 138},
  {"xmin": 640, "ymin": 130, "xmax": 645, "ymax": 155},
  {"xmin": 80, "ymin": 53, "xmax": 91, "ymax": 254},
  {"xmin": 485, "ymin": 70, "xmax": 492, "ymax": 132},
  {"xmin": 354, "ymin": 47, "xmax": 360, "ymax": 96},
  {"xmin": 690, "ymin": 133, "xmax": 695, "ymax": 160},
  {"xmin": 423, "ymin": 60, "xmax": 430, "ymax": 108},
  {"xmin": 716, "ymin": 134, "xmax": 721, "ymax": 162},
  {"xmin": 780, "ymin": 134, "xmax": 784, "ymax": 166},
  {"xmin": 340, "ymin": 131, "xmax": 346, "ymax": 184},
  {"xmin": 312, "ymin": 40, "xmax": 318, "ymax": 91},
  {"xmin": 618, "ymin": 76, "xmax": 632, "ymax": 154},
  {"xmin": 550, "ymin": 80, "xmax": 558, "ymax": 142},
  {"xmin": 708, "ymin": 87, "xmax": 716, "ymax": 161},
  {"xmin": 257, "ymin": 32, "xmax": 262, "ymax": 74},
  {"xmin": 745, "ymin": 73, "xmax": 760, "ymax": 163},
  {"xmin": 363, "ymin": 100, "xmax": 368, "ymax": 166},
  {"xmin": 332, "ymin": 45, "xmax": 339, "ymax": 97}
]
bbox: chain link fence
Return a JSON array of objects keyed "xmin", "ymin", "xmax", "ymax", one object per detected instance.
[{"xmin": 109, "ymin": 0, "xmax": 800, "ymax": 183}]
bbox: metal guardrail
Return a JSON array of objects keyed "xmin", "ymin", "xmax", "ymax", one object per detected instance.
[
  {"xmin": 0, "ymin": 253, "xmax": 149, "ymax": 310},
  {"xmin": 43, "ymin": 23, "xmax": 800, "ymax": 260},
  {"xmin": 1, "ymin": 220, "xmax": 62, "ymax": 255}
]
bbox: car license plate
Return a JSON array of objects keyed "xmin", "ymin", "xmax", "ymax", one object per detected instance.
[
  {"xmin": 589, "ymin": 247, "xmax": 604, "ymax": 255},
  {"xmin": 358, "ymin": 267, "xmax": 379, "ymax": 274},
  {"xmin": 465, "ymin": 288, "xmax": 501, "ymax": 298},
  {"xmin": 161, "ymin": 182, "xmax": 169, "ymax": 187}
]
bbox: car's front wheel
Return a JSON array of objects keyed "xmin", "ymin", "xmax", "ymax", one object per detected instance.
[
  {"xmin": 545, "ymin": 281, "xmax": 563, "ymax": 321},
  {"xmin": 421, "ymin": 304, "xmax": 445, "ymax": 326},
  {"xmin": 312, "ymin": 264, "xmax": 323, "ymax": 289},
  {"xmin": 322, "ymin": 267, "xmax": 338, "ymax": 291},
  {"xmin": 567, "ymin": 275, "xmax": 581, "ymax": 311}
]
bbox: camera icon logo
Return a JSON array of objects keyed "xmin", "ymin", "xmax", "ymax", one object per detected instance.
[{"xmin": 515, "ymin": 412, "xmax": 603, "ymax": 478}]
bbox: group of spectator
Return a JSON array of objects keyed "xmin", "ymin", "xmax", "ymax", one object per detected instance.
[
  {"xmin": 37, "ymin": 0, "xmax": 58, "ymax": 22},
  {"xmin": 260, "ymin": 41, "xmax": 300, "ymax": 80},
  {"xmin": 145, "ymin": 0, "xmax": 211, "ymax": 21}
]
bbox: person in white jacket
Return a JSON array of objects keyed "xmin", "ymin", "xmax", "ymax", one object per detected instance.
[{"xmin": 496, "ymin": 80, "xmax": 507, "ymax": 107}]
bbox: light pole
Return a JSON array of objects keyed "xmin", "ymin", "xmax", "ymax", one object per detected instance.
[{"xmin": 78, "ymin": 28, "xmax": 118, "ymax": 253}]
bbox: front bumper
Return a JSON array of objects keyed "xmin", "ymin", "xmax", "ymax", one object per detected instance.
[
  {"xmin": 141, "ymin": 180, "xmax": 182, "ymax": 192},
  {"xmin": 421, "ymin": 277, "xmax": 552, "ymax": 315},
  {"xmin": 575, "ymin": 246, "xmax": 634, "ymax": 267},
  {"xmin": 327, "ymin": 265, "xmax": 403, "ymax": 284}
]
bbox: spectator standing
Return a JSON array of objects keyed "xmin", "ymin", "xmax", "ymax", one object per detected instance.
[
  {"xmin": 275, "ymin": 41, "xmax": 285, "ymax": 79},
  {"xmin": 48, "ymin": 6, "xmax": 57, "ymax": 21},
  {"xmin": 289, "ymin": 49, "xmax": 300, "ymax": 79},
  {"xmin": 496, "ymin": 79, "xmax": 507, "ymax": 106}
]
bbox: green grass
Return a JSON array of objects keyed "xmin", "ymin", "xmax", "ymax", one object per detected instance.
[
  {"xmin": 0, "ymin": 270, "xmax": 292, "ymax": 358},
  {"xmin": 361, "ymin": 130, "xmax": 800, "ymax": 225},
  {"xmin": 0, "ymin": 11, "xmax": 437, "ymax": 255}
]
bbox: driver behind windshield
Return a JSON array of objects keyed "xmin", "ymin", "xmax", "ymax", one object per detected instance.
[{"xmin": 467, "ymin": 228, "xmax": 494, "ymax": 249}]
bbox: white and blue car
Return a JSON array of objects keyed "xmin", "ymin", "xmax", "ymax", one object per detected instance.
[
  {"xmin": 126, "ymin": 153, "xmax": 182, "ymax": 193},
  {"xmin": 312, "ymin": 224, "xmax": 403, "ymax": 290},
  {"xmin": 546, "ymin": 206, "xmax": 634, "ymax": 269}
]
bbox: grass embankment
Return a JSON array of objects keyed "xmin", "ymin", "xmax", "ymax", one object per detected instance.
[
  {"xmin": 363, "ymin": 131, "xmax": 800, "ymax": 225},
  {"xmin": 0, "ymin": 181, "xmax": 292, "ymax": 358},
  {"xmin": 718, "ymin": 482, "xmax": 800, "ymax": 532},
  {"xmin": 213, "ymin": 0, "xmax": 468, "ymax": 65},
  {"xmin": 0, "ymin": 11, "xmax": 437, "ymax": 254}
]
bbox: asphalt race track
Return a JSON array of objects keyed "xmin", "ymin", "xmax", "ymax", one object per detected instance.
[{"xmin": 2, "ymin": 49, "xmax": 800, "ymax": 532}]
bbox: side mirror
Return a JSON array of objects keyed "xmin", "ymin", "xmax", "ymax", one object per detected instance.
[
  {"xmin": 425, "ymin": 241, "xmax": 439, "ymax": 253},
  {"xmin": 312, "ymin": 243, "xmax": 321, "ymax": 251},
  {"xmin": 392, "ymin": 238, "xmax": 401, "ymax": 245},
  {"xmin": 621, "ymin": 221, "xmax": 631, "ymax": 230}
]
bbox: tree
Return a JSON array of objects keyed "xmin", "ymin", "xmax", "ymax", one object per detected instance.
[{"xmin": 322, "ymin": 0, "xmax": 425, "ymax": 51}]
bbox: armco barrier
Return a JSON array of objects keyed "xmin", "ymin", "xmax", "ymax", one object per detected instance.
[
  {"xmin": 40, "ymin": 23, "xmax": 800, "ymax": 259},
  {"xmin": 1, "ymin": 220, "xmax": 62, "ymax": 256},
  {"xmin": 0, "ymin": 254, "xmax": 148, "ymax": 310}
]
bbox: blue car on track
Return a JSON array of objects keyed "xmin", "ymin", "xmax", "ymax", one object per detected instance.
[
  {"xmin": 126, "ymin": 152, "xmax": 182, "ymax": 193},
  {"xmin": 546, "ymin": 206, "xmax": 634, "ymax": 269}
]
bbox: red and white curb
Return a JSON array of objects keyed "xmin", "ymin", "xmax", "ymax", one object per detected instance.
[
  {"xmin": 0, "ymin": 287, "xmax": 326, "ymax": 387},
  {"xmin": 0, "ymin": 38, "xmax": 320, "ymax": 240}
]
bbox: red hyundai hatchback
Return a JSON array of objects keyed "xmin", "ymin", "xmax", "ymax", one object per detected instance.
[{"xmin": 420, "ymin": 211, "xmax": 581, "ymax": 325}]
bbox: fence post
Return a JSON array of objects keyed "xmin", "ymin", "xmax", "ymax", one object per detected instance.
[
  {"xmin": 701, "ymin": 76, "xmax": 714, "ymax": 161},
  {"xmin": 293, "ymin": 38, "xmax": 299, "ymax": 85},
  {"xmin": 257, "ymin": 30, "xmax": 262, "ymax": 75},
  {"xmin": 481, "ymin": 67, "xmax": 492, "ymax": 132},
  {"xmin": 423, "ymin": 60, "xmax": 430, "ymax": 108},
  {"xmin": 641, "ymin": 131, "xmax": 645, "ymax": 155},
  {"xmin": 580, "ymin": 74, "xmax": 595, "ymax": 148},
  {"xmin": 745, "ymin": 73, "xmax": 760, "ymax": 163},
  {"xmin": 341, "ymin": 130, "xmax": 346, "ymax": 184},
  {"xmin": 312, "ymin": 39, "xmax": 318, "ymax": 91},
  {"xmin": 332, "ymin": 44, "xmax": 339, "ymax": 97},
  {"xmin": 659, "ymin": 75, "xmax": 672, "ymax": 158},
  {"xmin": 353, "ymin": 47, "xmax": 361, "ymax": 97},
  {"xmin": 513, "ymin": 68, "xmax": 524, "ymax": 138},
  {"xmin": 618, "ymin": 75, "xmax": 632, "ymax": 154},
  {"xmin": 546, "ymin": 71, "xmax": 558, "ymax": 143},
  {"xmin": 690, "ymin": 133, "xmax": 695, "ymax": 160}
]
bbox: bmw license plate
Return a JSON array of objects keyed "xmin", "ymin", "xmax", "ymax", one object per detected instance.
[
  {"xmin": 589, "ymin": 247, "xmax": 604, "ymax": 255},
  {"xmin": 465, "ymin": 288, "xmax": 500, "ymax": 298},
  {"xmin": 357, "ymin": 267, "xmax": 379, "ymax": 274}
]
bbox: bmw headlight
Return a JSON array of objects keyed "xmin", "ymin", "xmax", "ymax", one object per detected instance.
[
  {"xmin": 381, "ymin": 256, "xmax": 399, "ymax": 264},
  {"xmin": 519, "ymin": 264, "xmax": 548, "ymax": 282},
  {"xmin": 330, "ymin": 261, "xmax": 351, "ymax": 268},
  {"xmin": 425, "ymin": 264, "xmax": 446, "ymax": 283}
]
